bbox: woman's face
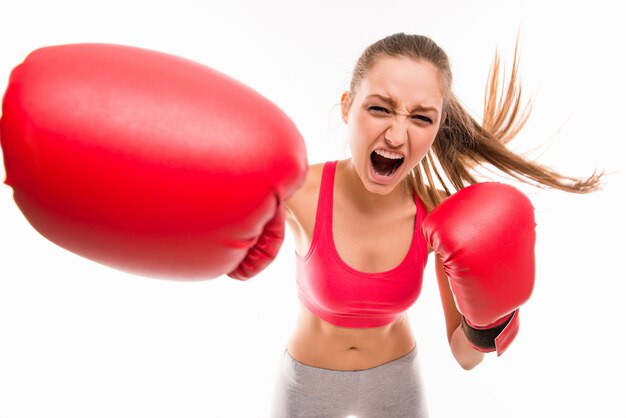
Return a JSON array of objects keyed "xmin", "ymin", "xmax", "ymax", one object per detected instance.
[{"xmin": 341, "ymin": 56, "xmax": 444, "ymax": 195}]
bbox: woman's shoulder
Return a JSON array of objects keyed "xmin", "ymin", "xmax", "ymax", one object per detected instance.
[
  {"xmin": 299, "ymin": 162, "xmax": 325, "ymax": 195},
  {"xmin": 285, "ymin": 162, "xmax": 326, "ymax": 219}
]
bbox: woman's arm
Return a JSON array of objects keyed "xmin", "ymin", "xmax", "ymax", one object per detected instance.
[
  {"xmin": 284, "ymin": 163, "xmax": 322, "ymax": 256},
  {"xmin": 435, "ymin": 254, "xmax": 485, "ymax": 370}
]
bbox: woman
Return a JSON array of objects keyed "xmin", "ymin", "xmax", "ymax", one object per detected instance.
[
  {"xmin": 0, "ymin": 32, "xmax": 601, "ymax": 418},
  {"xmin": 270, "ymin": 33, "xmax": 601, "ymax": 418}
]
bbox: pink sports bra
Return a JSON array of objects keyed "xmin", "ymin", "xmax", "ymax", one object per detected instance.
[{"xmin": 296, "ymin": 160, "xmax": 428, "ymax": 328}]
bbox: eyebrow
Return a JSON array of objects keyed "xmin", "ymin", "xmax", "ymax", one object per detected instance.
[{"xmin": 366, "ymin": 94, "xmax": 440, "ymax": 116}]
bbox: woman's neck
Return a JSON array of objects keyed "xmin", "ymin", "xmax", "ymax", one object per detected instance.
[{"xmin": 336, "ymin": 158, "xmax": 412, "ymax": 214}]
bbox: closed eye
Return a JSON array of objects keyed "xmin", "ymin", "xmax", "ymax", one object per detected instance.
[
  {"xmin": 367, "ymin": 105, "xmax": 390, "ymax": 114},
  {"xmin": 412, "ymin": 115, "xmax": 433, "ymax": 124}
]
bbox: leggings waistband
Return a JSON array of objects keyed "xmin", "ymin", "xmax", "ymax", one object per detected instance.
[{"xmin": 284, "ymin": 344, "xmax": 418, "ymax": 374}]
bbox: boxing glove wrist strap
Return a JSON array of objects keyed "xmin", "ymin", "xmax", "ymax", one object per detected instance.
[{"xmin": 461, "ymin": 310, "xmax": 520, "ymax": 356}]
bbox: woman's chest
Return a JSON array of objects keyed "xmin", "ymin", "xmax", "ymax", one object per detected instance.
[{"xmin": 331, "ymin": 203, "xmax": 416, "ymax": 273}]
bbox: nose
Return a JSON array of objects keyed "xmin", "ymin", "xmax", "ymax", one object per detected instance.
[{"xmin": 384, "ymin": 114, "xmax": 409, "ymax": 147}]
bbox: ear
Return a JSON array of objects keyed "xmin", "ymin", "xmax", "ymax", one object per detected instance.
[{"xmin": 340, "ymin": 91, "xmax": 351, "ymax": 123}]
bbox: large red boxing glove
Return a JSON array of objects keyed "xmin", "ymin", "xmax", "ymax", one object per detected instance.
[
  {"xmin": 422, "ymin": 182, "xmax": 535, "ymax": 355},
  {"xmin": 0, "ymin": 44, "xmax": 307, "ymax": 280}
]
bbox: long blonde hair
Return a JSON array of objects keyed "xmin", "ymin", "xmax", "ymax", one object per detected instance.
[{"xmin": 349, "ymin": 33, "xmax": 602, "ymax": 211}]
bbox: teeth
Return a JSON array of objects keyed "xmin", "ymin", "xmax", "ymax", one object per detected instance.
[{"xmin": 374, "ymin": 149, "xmax": 404, "ymax": 160}]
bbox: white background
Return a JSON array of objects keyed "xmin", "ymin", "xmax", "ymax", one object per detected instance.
[{"xmin": 1, "ymin": 1, "xmax": 624, "ymax": 417}]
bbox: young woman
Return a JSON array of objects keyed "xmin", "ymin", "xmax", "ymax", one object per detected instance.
[
  {"xmin": 270, "ymin": 33, "xmax": 601, "ymax": 418},
  {"xmin": 0, "ymin": 33, "xmax": 601, "ymax": 418}
]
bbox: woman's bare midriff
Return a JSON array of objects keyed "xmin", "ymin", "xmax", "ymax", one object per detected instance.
[{"xmin": 286, "ymin": 304, "xmax": 416, "ymax": 371}]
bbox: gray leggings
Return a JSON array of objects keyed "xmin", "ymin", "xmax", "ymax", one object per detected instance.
[{"xmin": 270, "ymin": 346, "xmax": 429, "ymax": 418}]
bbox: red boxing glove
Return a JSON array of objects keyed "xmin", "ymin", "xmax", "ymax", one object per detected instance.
[
  {"xmin": 422, "ymin": 182, "xmax": 535, "ymax": 355},
  {"xmin": 0, "ymin": 44, "xmax": 307, "ymax": 280}
]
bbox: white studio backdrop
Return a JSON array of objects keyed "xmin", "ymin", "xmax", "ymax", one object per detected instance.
[{"xmin": 0, "ymin": 1, "xmax": 624, "ymax": 417}]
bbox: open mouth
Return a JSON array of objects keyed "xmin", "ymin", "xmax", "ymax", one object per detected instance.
[{"xmin": 370, "ymin": 149, "xmax": 404, "ymax": 177}]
